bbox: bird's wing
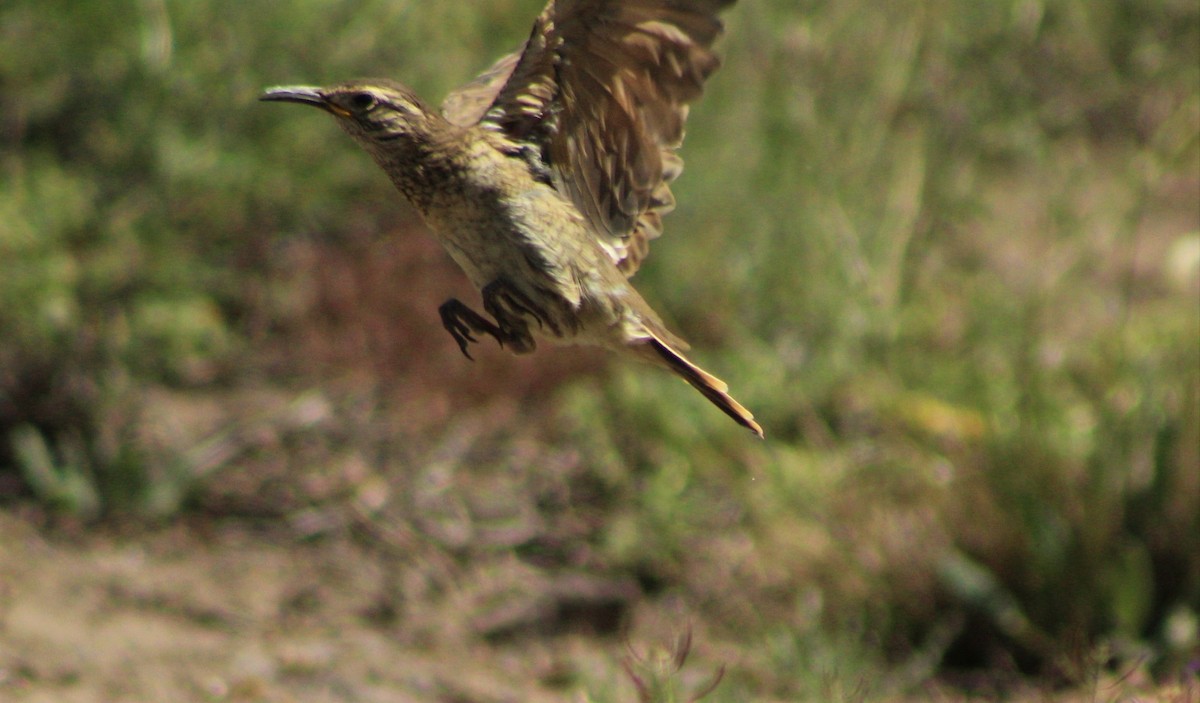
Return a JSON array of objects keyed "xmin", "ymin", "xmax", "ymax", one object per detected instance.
[
  {"xmin": 441, "ymin": 0, "xmax": 734, "ymax": 276},
  {"xmin": 442, "ymin": 50, "xmax": 523, "ymax": 127}
]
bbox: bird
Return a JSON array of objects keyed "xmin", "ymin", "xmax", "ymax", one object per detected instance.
[{"xmin": 261, "ymin": 0, "xmax": 762, "ymax": 438}]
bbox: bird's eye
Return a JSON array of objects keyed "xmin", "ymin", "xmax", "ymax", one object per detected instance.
[{"xmin": 348, "ymin": 92, "xmax": 376, "ymax": 110}]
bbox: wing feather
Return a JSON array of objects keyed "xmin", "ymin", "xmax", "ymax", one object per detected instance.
[
  {"xmin": 441, "ymin": 50, "xmax": 523, "ymax": 127},
  {"xmin": 443, "ymin": 0, "xmax": 734, "ymax": 275}
]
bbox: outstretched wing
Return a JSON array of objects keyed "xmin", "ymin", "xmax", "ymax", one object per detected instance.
[
  {"xmin": 441, "ymin": 0, "xmax": 734, "ymax": 276},
  {"xmin": 442, "ymin": 50, "xmax": 522, "ymax": 127}
]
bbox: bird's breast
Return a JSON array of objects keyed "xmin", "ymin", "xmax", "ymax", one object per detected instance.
[{"xmin": 382, "ymin": 140, "xmax": 636, "ymax": 342}]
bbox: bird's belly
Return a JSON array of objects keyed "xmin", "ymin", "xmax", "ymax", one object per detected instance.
[
  {"xmin": 422, "ymin": 186, "xmax": 580, "ymax": 289},
  {"xmin": 420, "ymin": 204, "xmax": 521, "ymax": 286},
  {"xmin": 434, "ymin": 233, "xmax": 496, "ymax": 290},
  {"xmin": 421, "ymin": 184, "xmax": 635, "ymax": 345}
]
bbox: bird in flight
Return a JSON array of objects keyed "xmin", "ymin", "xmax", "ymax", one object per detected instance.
[{"xmin": 262, "ymin": 0, "xmax": 761, "ymax": 437}]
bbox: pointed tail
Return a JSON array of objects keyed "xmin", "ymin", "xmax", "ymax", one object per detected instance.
[{"xmin": 640, "ymin": 333, "xmax": 764, "ymax": 439}]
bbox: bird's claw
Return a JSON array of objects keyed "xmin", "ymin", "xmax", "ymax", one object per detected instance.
[
  {"xmin": 439, "ymin": 298, "xmax": 502, "ymax": 360},
  {"xmin": 482, "ymin": 279, "xmax": 558, "ymax": 336}
]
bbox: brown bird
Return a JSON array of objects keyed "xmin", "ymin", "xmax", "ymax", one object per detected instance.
[{"xmin": 261, "ymin": 0, "xmax": 761, "ymax": 438}]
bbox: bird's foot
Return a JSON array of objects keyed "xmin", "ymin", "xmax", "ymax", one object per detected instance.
[
  {"xmin": 481, "ymin": 279, "xmax": 549, "ymax": 354},
  {"xmin": 439, "ymin": 298, "xmax": 503, "ymax": 360},
  {"xmin": 482, "ymin": 279, "xmax": 559, "ymax": 336}
]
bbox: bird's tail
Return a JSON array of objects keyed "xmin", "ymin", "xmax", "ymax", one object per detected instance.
[{"xmin": 637, "ymin": 332, "xmax": 764, "ymax": 438}]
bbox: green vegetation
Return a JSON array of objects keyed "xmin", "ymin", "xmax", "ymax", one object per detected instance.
[{"xmin": 1, "ymin": 0, "xmax": 1196, "ymax": 700}]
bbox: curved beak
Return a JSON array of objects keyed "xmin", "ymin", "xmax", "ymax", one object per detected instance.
[{"xmin": 260, "ymin": 86, "xmax": 341, "ymax": 114}]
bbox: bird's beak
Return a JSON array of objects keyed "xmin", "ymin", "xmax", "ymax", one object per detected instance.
[{"xmin": 260, "ymin": 86, "xmax": 350, "ymax": 117}]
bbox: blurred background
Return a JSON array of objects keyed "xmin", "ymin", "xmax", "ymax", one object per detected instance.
[{"xmin": 1, "ymin": 0, "xmax": 1197, "ymax": 700}]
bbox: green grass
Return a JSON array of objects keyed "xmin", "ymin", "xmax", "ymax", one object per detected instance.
[{"xmin": 2, "ymin": 0, "xmax": 1197, "ymax": 698}]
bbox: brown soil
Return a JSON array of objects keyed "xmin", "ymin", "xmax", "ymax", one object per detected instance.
[{"xmin": 0, "ymin": 510, "xmax": 637, "ymax": 702}]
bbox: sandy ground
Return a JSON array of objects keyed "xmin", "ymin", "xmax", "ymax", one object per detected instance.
[{"xmin": 0, "ymin": 510, "xmax": 632, "ymax": 703}]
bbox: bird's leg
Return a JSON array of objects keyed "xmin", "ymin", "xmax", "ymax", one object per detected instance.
[
  {"xmin": 481, "ymin": 278, "xmax": 554, "ymax": 354},
  {"xmin": 438, "ymin": 279, "xmax": 548, "ymax": 358},
  {"xmin": 439, "ymin": 298, "xmax": 503, "ymax": 360}
]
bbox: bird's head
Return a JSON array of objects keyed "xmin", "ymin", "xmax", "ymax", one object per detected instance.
[{"xmin": 260, "ymin": 80, "xmax": 444, "ymax": 147}]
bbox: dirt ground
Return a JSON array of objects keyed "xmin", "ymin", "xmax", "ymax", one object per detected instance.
[{"xmin": 0, "ymin": 509, "xmax": 628, "ymax": 703}]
